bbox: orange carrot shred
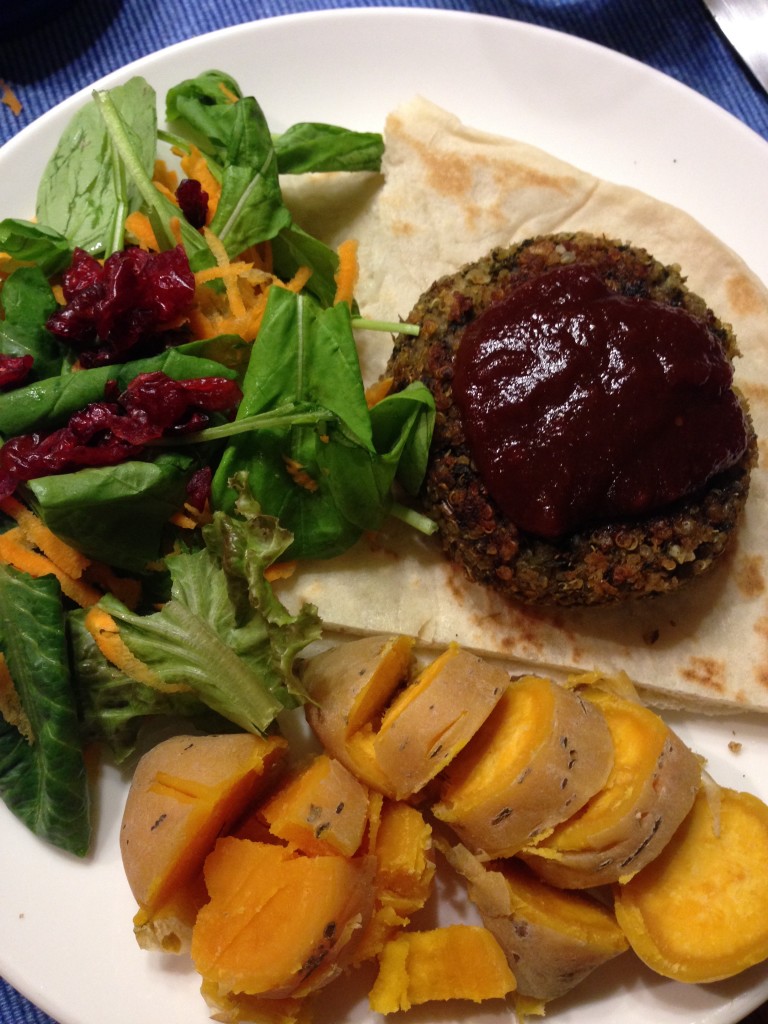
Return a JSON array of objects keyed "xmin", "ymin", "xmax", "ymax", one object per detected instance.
[
  {"xmin": 0, "ymin": 530, "xmax": 101, "ymax": 607},
  {"xmin": 0, "ymin": 496, "xmax": 90, "ymax": 579},
  {"xmin": 264, "ymin": 561, "xmax": 298, "ymax": 582},
  {"xmin": 333, "ymin": 239, "xmax": 359, "ymax": 307},
  {"xmin": 0, "ymin": 653, "xmax": 33, "ymax": 742},
  {"xmin": 365, "ymin": 377, "xmax": 394, "ymax": 409},
  {"xmin": 217, "ymin": 81, "xmax": 240, "ymax": 105},
  {"xmin": 125, "ymin": 211, "xmax": 159, "ymax": 251},
  {"xmin": 84, "ymin": 607, "xmax": 190, "ymax": 693},
  {"xmin": 0, "ymin": 80, "xmax": 22, "ymax": 116}
]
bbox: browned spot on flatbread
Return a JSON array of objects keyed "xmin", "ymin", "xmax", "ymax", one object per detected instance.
[
  {"xmin": 743, "ymin": 380, "xmax": 768, "ymax": 408},
  {"xmin": 391, "ymin": 112, "xmax": 579, "ymax": 202},
  {"xmin": 725, "ymin": 272, "xmax": 766, "ymax": 320},
  {"xmin": 735, "ymin": 554, "xmax": 766, "ymax": 599},
  {"xmin": 678, "ymin": 656, "xmax": 726, "ymax": 694}
]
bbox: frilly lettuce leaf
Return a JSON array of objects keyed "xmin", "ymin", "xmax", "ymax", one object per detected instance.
[{"xmin": 96, "ymin": 484, "xmax": 321, "ymax": 734}]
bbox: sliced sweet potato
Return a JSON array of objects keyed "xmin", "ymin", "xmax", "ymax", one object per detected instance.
[
  {"xmin": 304, "ymin": 635, "xmax": 509, "ymax": 800},
  {"xmin": 520, "ymin": 685, "xmax": 701, "ymax": 888},
  {"xmin": 368, "ymin": 925, "xmax": 516, "ymax": 1014},
  {"xmin": 432, "ymin": 675, "xmax": 613, "ymax": 858},
  {"xmin": 441, "ymin": 840, "xmax": 628, "ymax": 1001},
  {"xmin": 303, "ymin": 634, "xmax": 414, "ymax": 793},
  {"xmin": 373, "ymin": 645, "xmax": 510, "ymax": 799},
  {"xmin": 259, "ymin": 753, "xmax": 370, "ymax": 857},
  {"xmin": 614, "ymin": 785, "xmax": 768, "ymax": 983},
  {"xmin": 192, "ymin": 838, "xmax": 376, "ymax": 999},
  {"xmin": 353, "ymin": 799, "xmax": 436, "ymax": 963},
  {"xmin": 120, "ymin": 732, "xmax": 288, "ymax": 952}
]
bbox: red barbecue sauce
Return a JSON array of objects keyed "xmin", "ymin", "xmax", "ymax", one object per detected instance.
[{"xmin": 452, "ymin": 264, "xmax": 749, "ymax": 539}]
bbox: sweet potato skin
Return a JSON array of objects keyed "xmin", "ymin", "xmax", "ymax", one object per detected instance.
[
  {"xmin": 120, "ymin": 732, "xmax": 288, "ymax": 951},
  {"xmin": 519, "ymin": 687, "xmax": 701, "ymax": 888},
  {"xmin": 432, "ymin": 675, "xmax": 614, "ymax": 858},
  {"xmin": 304, "ymin": 636, "xmax": 508, "ymax": 800},
  {"xmin": 441, "ymin": 840, "xmax": 628, "ymax": 1001}
]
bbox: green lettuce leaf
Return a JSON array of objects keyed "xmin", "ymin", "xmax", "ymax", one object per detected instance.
[
  {"xmin": 69, "ymin": 610, "xmax": 231, "ymax": 764},
  {"xmin": 96, "ymin": 495, "xmax": 320, "ymax": 734},
  {"xmin": 0, "ymin": 566, "xmax": 90, "ymax": 856}
]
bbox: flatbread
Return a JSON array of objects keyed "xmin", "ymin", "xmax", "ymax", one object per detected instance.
[{"xmin": 278, "ymin": 97, "xmax": 768, "ymax": 713}]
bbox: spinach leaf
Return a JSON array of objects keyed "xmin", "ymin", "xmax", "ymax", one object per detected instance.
[
  {"xmin": 0, "ymin": 266, "xmax": 64, "ymax": 382},
  {"xmin": 28, "ymin": 452, "xmax": 197, "ymax": 571},
  {"xmin": 274, "ymin": 122, "xmax": 383, "ymax": 174},
  {"xmin": 69, "ymin": 609, "xmax": 231, "ymax": 764},
  {"xmin": 211, "ymin": 287, "xmax": 435, "ymax": 559},
  {"xmin": 0, "ymin": 566, "xmax": 90, "ymax": 856},
  {"xmin": 208, "ymin": 96, "xmax": 291, "ymax": 257},
  {"xmin": 92, "ymin": 89, "xmax": 214, "ymax": 270},
  {"xmin": 0, "ymin": 348, "xmax": 239, "ymax": 438},
  {"xmin": 270, "ymin": 222, "xmax": 342, "ymax": 309},
  {"xmin": 36, "ymin": 77, "xmax": 157, "ymax": 257},
  {"xmin": 0, "ymin": 219, "xmax": 72, "ymax": 276},
  {"xmin": 96, "ymin": 498, "xmax": 320, "ymax": 734},
  {"xmin": 165, "ymin": 69, "xmax": 243, "ymax": 163}
]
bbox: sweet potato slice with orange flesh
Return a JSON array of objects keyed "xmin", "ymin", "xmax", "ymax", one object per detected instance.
[
  {"xmin": 121, "ymin": 732, "xmax": 288, "ymax": 951},
  {"xmin": 520, "ymin": 686, "xmax": 700, "ymax": 888},
  {"xmin": 372, "ymin": 645, "xmax": 510, "ymax": 799},
  {"xmin": 192, "ymin": 838, "xmax": 376, "ymax": 999},
  {"xmin": 368, "ymin": 925, "xmax": 516, "ymax": 1014},
  {"xmin": 259, "ymin": 753, "xmax": 370, "ymax": 857},
  {"xmin": 432, "ymin": 675, "xmax": 613, "ymax": 858},
  {"xmin": 304, "ymin": 634, "xmax": 414, "ymax": 793},
  {"xmin": 441, "ymin": 841, "xmax": 628, "ymax": 1001},
  {"xmin": 614, "ymin": 786, "xmax": 768, "ymax": 983},
  {"xmin": 353, "ymin": 800, "xmax": 436, "ymax": 963}
]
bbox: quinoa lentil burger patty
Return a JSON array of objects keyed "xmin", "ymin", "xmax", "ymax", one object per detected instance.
[{"xmin": 386, "ymin": 231, "xmax": 757, "ymax": 607}]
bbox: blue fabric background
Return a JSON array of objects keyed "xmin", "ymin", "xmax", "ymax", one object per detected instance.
[{"xmin": 1, "ymin": 1, "xmax": 767, "ymax": 1021}]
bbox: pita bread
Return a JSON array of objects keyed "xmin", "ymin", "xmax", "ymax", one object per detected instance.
[{"xmin": 279, "ymin": 97, "xmax": 768, "ymax": 714}]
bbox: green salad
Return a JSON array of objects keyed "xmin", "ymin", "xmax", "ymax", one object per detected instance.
[{"xmin": 0, "ymin": 70, "xmax": 435, "ymax": 856}]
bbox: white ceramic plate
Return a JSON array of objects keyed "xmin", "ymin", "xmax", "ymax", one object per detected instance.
[{"xmin": 1, "ymin": 9, "xmax": 767, "ymax": 1024}]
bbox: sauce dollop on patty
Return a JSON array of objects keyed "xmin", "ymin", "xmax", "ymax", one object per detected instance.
[{"xmin": 453, "ymin": 264, "xmax": 749, "ymax": 539}]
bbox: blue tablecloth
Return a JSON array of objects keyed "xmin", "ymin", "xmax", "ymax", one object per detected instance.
[{"xmin": 1, "ymin": 1, "xmax": 767, "ymax": 1022}]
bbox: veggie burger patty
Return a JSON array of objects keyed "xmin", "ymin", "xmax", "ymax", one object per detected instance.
[{"xmin": 386, "ymin": 231, "xmax": 757, "ymax": 607}]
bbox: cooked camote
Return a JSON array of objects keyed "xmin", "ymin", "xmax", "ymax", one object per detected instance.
[
  {"xmin": 304, "ymin": 635, "xmax": 509, "ymax": 799},
  {"xmin": 368, "ymin": 924, "xmax": 516, "ymax": 1014},
  {"xmin": 120, "ymin": 732, "xmax": 288, "ymax": 952},
  {"xmin": 371, "ymin": 644, "xmax": 510, "ymax": 799},
  {"xmin": 520, "ymin": 684, "xmax": 701, "ymax": 887},
  {"xmin": 614, "ymin": 785, "xmax": 768, "ymax": 983},
  {"xmin": 303, "ymin": 634, "xmax": 415, "ymax": 793},
  {"xmin": 441, "ymin": 840, "xmax": 628, "ymax": 1001},
  {"xmin": 192, "ymin": 837, "xmax": 376, "ymax": 999},
  {"xmin": 259, "ymin": 753, "xmax": 370, "ymax": 857},
  {"xmin": 432, "ymin": 674, "xmax": 613, "ymax": 858}
]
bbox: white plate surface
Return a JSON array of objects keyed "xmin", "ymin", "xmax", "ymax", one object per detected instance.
[{"xmin": 1, "ymin": 9, "xmax": 767, "ymax": 1024}]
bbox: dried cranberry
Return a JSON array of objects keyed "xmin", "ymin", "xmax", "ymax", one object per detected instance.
[
  {"xmin": 186, "ymin": 466, "xmax": 213, "ymax": 511},
  {"xmin": 176, "ymin": 179, "xmax": 209, "ymax": 230},
  {"xmin": 0, "ymin": 371, "xmax": 242, "ymax": 500},
  {"xmin": 46, "ymin": 245, "xmax": 196, "ymax": 367},
  {"xmin": 0, "ymin": 354, "xmax": 34, "ymax": 391}
]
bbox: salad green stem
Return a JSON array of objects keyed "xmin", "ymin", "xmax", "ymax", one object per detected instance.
[
  {"xmin": 153, "ymin": 404, "xmax": 329, "ymax": 445},
  {"xmin": 351, "ymin": 317, "xmax": 420, "ymax": 337}
]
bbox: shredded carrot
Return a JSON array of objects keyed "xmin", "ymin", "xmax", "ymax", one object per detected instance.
[
  {"xmin": 217, "ymin": 81, "xmax": 240, "ymax": 105},
  {"xmin": 83, "ymin": 562, "xmax": 142, "ymax": 610},
  {"xmin": 0, "ymin": 653, "xmax": 33, "ymax": 742},
  {"xmin": 84, "ymin": 607, "xmax": 190, "ymax": 693},
  {"xmin": 52, "ymin": 283, "xmax": 65, "ymax": 305},
  {"xmin": 203, "ymin": 227, "xmax": 248, "ymax": 318},
  {"xmin": 0, "ymin": 80, "xmax": 22, "ymax": 117},
  {"xmin": 178, "ymin": 144, "xmax": 222, "ymax": 221},
  {"xmin": 1, "ymin": 496, "xmax": 90, "ymax": 579},
  {"xmin": 333, "ymin": 239, "xmax": 359, "ymax": 307},
  {"xmin": 264, "ymin": 561, "xmax": 297, "ymax": 583},
  {"xmin": 152, "ymin": 158, "xmax": 179, "ymax": 193},
  {"xmin": 365, "ymin": 376, "xmax": 394, "ymax": 409},
  {"xmin": 0, "ymin": 529, "xmax": 101, "ymax": 607},
  {"xmin": 169, "ymin": 215, "xmax": 183, "ymax": 247},
  {"xmin": 283, "ymin": 457, "xmax": 319, "ymax": 493},
  {"xmin": 125, "ymin": 211, "xmax": 159, "ymax": 251},
  {"xmin": 281, "ymin": 265, "xmax": 313, "ymax": 294}
]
